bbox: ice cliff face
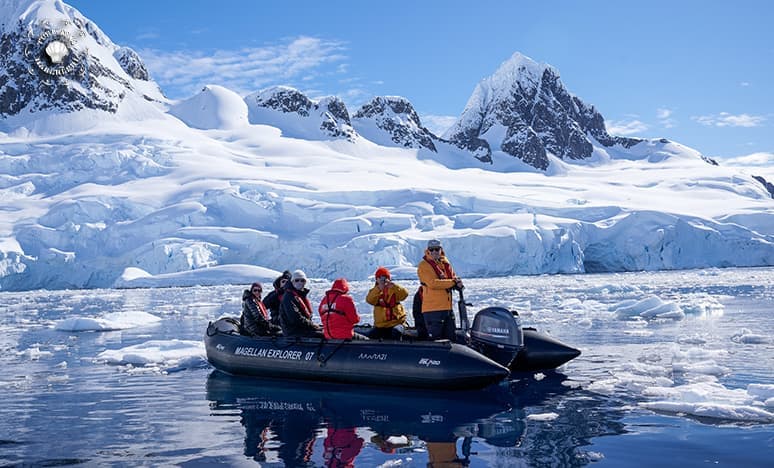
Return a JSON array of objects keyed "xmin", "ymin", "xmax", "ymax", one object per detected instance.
[
  {"xmin": 352, "ymin": 96, "xmax": 438, "ymax": 152},
  {"xmin": 443, "ymin": 53, "xmax": 642, "ymax": 170},
  {"xmin": 0, "ymin": 0, "xmax": 164, "ymax": 132},
  {"xmin": 244, "ymin": 86, "xmax": 357, "ymax": 141}
]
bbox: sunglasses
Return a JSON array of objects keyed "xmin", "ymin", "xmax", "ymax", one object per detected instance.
[
  {"xmin": 252, "ymin": 288, "xmax": 262, "ymax": 293},
  {"xmin": 293, "ymin": 278, "xmax": 307, "ymax": 284},
  {"xmin": 428, "ymin": 247, "xmax": 441, "ymax": 252},
  {"xmin": 280, "ymin": 279, "xmax": 288, "ymax": 284}
]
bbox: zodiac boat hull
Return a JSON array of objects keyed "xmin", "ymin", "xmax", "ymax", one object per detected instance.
[{"xmin": 205, "ymin": 318, "xmax": 510, "ymax": 390}]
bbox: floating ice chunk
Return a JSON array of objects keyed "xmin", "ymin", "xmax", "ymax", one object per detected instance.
[
  {"xmin": 55, "ymin": 311, "xmax": 162, "ymax": 332},
  {"xmin": 18, "ymin": 347, "xmax": 53, "ymax": 360},
  {"xmin": 584, "ymin": 452, "xmax": 605, "ymax": 462},
  {"xmin": 640, "ymin": 381, "xmax": 774, "ymax": 423},
  {"xmin": 680, "ymin": 295, "xmax": 724, "ymax": 318},
  {"xmin": 731, "ymin": 329, "xmax": 769, "ymax": 344},
  {"xmin": 611, "ymin": 295, "xmax": 684, "ymax": 321},
  {"xmin": 622, "ymin": 361, "xmax": 671, "ymax": 378},
  {"xmin": 672, "ymin": 360, "xmax": 730, "ymax": 377},
  {"xmin": 747, "ymin": 384, "xmax": 774, "ymax": 406},
  {"xmin": 677, "ymin": 334, "xmax": 708, "ymax": 345},
  {"xmin": 97, "ymin": 339, "xmax": 206, "ymax": 372},
  {"xmin": 672, "ymin": 346, "xmax": 728, "ymax": 361},
  {"xmin": 641, "ymin": 400, "xmax": 774, "ymax": 423},
  {"xmin": 527, "ymin": 412, "xmax": 559, "ymax": 421}
]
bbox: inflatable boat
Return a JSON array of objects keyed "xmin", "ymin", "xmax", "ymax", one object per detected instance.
[{"xmin": 205, "ymin": 292, "xmax": 580, "ymax": 390}]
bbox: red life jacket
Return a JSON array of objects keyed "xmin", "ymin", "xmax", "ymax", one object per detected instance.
[
  {"xmin": 255, "ymin": 298, "xmax": 269, "ymax": 320},
  {"xmin": 380, "ymin": 288, "xmax": 398, "ymax": 321},
  {"xmin": 289, "ymin": 289, "xmax": 313, "ymax": 318}
]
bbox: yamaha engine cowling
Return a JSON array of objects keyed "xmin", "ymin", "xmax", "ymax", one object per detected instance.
[{"xmin": 470, "ymin": 307, "xmax": 523, "ymax": 367}]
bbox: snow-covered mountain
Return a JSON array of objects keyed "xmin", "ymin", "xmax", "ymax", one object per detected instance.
[
  {"xmin": 0, "ymin": 0, "xmax": 166, "ymax": 135},
  {"xmin": 169, "ymin": 85, "xmax": 248, "ymax": 130},
  {"xmin": 444, "ymin": 53, "xmax": 647, "ymax": 170},
  {"xmin": 244, "ymin": 86, "xmax": 357, "ymax": 141},
  {"xmin": 0, "ymin": 0, "xmax": 772, "ymax": 292},
  {"xmin": 352, "ymin": 96, "xmax": 438, "ymax": 152}
]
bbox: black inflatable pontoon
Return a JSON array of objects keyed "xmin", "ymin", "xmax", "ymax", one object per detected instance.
[
  {"xmin": 204, "ymin": 291, "xmax": 580, "ymax": 390},
  {"xmin": 205, "ymin": 317, "xmax": 509, "ymax": 390}
]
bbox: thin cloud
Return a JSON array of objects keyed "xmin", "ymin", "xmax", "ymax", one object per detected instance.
[
  {"xmin": 722, "ymin": 152, "xmax": 774, "ymax": 167},
  {"xmin": 692, "ymin": 112, "xmax": 766, "ymax": 128},
  {"xmin": 420, "ymin": 114, "xmax": 458, "ymax": 136},
  {"xmin": 139, "ymin": 36, "xmax": 349, "ymax": 99},
  {"xmin": 606, "ymin": 118, "xmax": 648, "ymax": 136},
  {"xmin": 656, "ymin": 108, "xmax": 676, "ymax": 128}
]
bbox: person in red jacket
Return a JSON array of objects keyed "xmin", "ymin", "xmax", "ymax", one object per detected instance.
[
  {"xmin": 318, "ymin": 278, "xmax": 368, "ymax": 340},
  {"xmin": 322, "ymin": 425, "xmax": 364, "ymax": 467}
]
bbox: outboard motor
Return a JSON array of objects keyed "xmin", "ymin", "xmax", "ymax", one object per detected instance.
[{"xmin": 469, "ymin": 307, "xmax": 523, "ymax": 367}]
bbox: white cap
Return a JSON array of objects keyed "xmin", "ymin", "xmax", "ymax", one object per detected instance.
[{"xmin": 291, "ymin": 269, "xmax": 307, "ymax": 281}]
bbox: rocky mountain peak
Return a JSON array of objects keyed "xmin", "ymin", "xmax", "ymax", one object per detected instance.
[
  {"xmin": 352, "ymin": 96, "xmax": 437, "ymax": 152},
  {"xmin": 245, "ymin": 86, "xmax": 357, "ymax": 141},
  {"xmin": 0, "ymin": 0, "xmax": 164, "ymax": 132},
  {"xmin": 444, "ymin": 52, "xmax": 641, "ymax": 170}
]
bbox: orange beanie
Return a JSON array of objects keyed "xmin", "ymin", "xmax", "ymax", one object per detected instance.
[{"xmin": 374, "ymin": 266, "xmax": 391, "ymax": 279}]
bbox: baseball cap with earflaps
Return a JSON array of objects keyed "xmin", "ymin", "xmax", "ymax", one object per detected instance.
[{"xmin": 427, "ymin": 239, "xmax": 442, "ymax": 249}]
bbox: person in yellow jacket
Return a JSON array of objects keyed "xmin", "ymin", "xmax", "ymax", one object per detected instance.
[
  {"xmin": 417, "ymin": 239, "xmax": 464, "ymax": 340},
  {"xmin": 366, "ymin": 266, "xmax": 409, "ymax": 340}
]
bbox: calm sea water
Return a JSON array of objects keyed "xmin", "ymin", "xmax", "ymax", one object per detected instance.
[{"xmin": 1, "ymin": 268, "xmax": 772, "ymax": 467}]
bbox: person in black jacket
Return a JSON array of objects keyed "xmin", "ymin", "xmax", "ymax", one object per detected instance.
[
  {"xmin": 240, "ymin": 282, "xmax": 282, "ymax": 337},
  {"xmin": 263, "ymin": 270, "xmax": 291, "ymax": 327},
  {"xmin": 279, "ymin": 270, "xmax": 323, "ymax": 338}
]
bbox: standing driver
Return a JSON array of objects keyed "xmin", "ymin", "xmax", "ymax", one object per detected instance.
[{"xmin": 417, "ymin": 239, "xmax": 463, "ymax": 340}]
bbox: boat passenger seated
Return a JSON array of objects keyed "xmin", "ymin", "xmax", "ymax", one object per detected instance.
[
  {"xmin": 240, "ymin": 282, "xmax": 282, "ymax": 337},
  {"xmin": 279, "ymin": 270, "xmax": 324, "ymax": 339},
  {"xmin": 319, "ymin": 277, "xmax": 368, "ymax": 340},
  {"xmin": 365, "ymin": 266, "xmax": 409, "ymax": 340}
]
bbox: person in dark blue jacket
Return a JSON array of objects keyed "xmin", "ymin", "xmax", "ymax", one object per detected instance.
[
  {"xmin": 279, "ymin": 270, "xmax": 323, "ymax": 338},
  {"xmin": 263, "ymin": 270, "xmax": 291, "ymax": 326}
]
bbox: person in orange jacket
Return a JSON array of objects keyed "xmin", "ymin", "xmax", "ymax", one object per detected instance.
[
  {"xmin": 417, "ymin": 239, "xmax": 464, "ymax": 340},
  {"xmin": 366, "ymin": 266, "xmax": 409, "ymax": 340},
  {"xmin": 319, "ymin": 277, "xmax": 368, "ymax": 340}
]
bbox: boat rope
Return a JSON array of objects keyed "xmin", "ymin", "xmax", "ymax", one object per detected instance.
[{"xmin": 316, "ymin": 338, "xmax": 347, "ymax": 366}]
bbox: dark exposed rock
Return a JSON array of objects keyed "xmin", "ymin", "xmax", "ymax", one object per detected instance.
[
  {"xmin": 752, "ymin": 175, "xmax": 774, "ymax": 198},
  {"xmin": 246, "ymin": 87, "xmax": 357, "ymax": 141},
  {"xmin": 114, "ymin": 47, "xmax": 149, "ymax": 81},
  {"xmin": 318, "ymin": 96, "xmax": 356, "ymax": 141},
  {"xmin": 353, "ymin": 96, "xmax": 437, "ymax": 152},
  {"xmin": 252, "ymin": 87, "xmax": 313, "ymax": 117}
]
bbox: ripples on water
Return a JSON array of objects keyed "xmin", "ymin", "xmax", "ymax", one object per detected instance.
[{"xmin": 0, "ymin": 268, "xmax": 772, "ymax": 466}]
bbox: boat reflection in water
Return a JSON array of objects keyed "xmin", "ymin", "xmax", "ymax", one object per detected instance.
[{"xmin": 206, "ymin": 370, "xmax": 587, "ymax": 466}]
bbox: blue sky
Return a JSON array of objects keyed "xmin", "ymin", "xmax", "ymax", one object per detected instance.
[{"xmin": 66, "ymin": 0, "xmax": 773, "ymax": 160}]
